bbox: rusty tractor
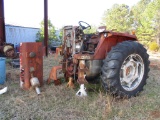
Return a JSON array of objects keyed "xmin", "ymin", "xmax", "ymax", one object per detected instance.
[{"xmin": 48, "ymin": 21, "xmax": 150, "ymax": 98}]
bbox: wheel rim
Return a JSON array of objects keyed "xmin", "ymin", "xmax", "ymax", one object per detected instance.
[{"xmin": 120, "ymin": 54, "xmax": 144, "ymax": 91}]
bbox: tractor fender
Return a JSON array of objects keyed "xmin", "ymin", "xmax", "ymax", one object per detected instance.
[{"xmin": 93, "ymin": 32, "xmax": 137, "ymax": 60}]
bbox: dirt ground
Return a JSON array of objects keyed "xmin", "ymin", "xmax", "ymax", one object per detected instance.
[
  {"xmin": 149, "ymin": 52, "xmax": 160, "ymax": 68},
  {"xmin": 0, "ymin": 52, "xmax": 160, "ymax": 120}
]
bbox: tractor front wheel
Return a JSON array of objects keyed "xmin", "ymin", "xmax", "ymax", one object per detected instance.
[{"xmin": 101, "ymin": 41, "xmax": 150, "ymax": 98}]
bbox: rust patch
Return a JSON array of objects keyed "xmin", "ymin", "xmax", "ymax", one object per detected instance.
[
  {"xmin": 77, "ymin": 60, "xmax": 88, "ymax": 84},
  {"xmin": 74, "ymin": 54, "xmax": 93, "ymax": 60},
  {"xmin": 47, "ymin": 66, "xmax": 63, "ymax": 85},
  {"xmin": 150, "ymin": 110, "xmax": 160, "ymax": 119},
  {"xmin": 67, "ymin": 77, "xmax": 75, "ymax": 89}
]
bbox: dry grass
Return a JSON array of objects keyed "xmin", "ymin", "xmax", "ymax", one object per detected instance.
[{"xmin": 0, "ymin": 53, "xmax": 160, "ymax": 120}]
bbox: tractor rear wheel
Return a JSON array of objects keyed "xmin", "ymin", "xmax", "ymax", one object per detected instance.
[{"xmin": 101, "ymin": 41, "xmax": 150, "ymax": 98}]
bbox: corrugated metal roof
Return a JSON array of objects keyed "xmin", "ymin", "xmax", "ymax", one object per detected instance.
[{"xmin": 5, "ymin": 24, "xmax": 39, "ymax": 29}]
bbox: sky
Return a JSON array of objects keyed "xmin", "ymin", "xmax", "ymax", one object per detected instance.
[{"xmin": 4, "ymin": 0, "xmax": 140, "ymax": 29}]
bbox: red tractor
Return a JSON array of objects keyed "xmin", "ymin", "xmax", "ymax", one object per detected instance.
[{"xmin": 48, "ymin": 21, "xmax": 150, "ymax": 98}]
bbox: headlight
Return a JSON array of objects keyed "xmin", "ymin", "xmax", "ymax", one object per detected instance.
[
  {"xmin": 75, "ymin": 43, "xmax": 81, "ymax": 52},
  {"xmin": 104, "ymin": 33, "xmax": 108, "ymax": 37}
]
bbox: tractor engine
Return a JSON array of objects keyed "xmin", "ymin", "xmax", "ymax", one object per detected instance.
[{"xmin": 61, "ymin": 22, "xmax": 102, "ymax": 84}]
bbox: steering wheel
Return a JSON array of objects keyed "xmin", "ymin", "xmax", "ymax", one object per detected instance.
[{"xmin": 78, "ymin": 21, "xmax": 91, "ymax": 30}]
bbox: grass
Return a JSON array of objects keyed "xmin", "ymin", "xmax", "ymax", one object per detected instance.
[{"xmin": 0, "ymin": 54, "xmax": 160, "ymax": 120}]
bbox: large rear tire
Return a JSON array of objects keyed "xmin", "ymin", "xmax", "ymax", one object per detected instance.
[{"xmin": 101, "ymin": 41, "xmax": 150, "ymax": 98}]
